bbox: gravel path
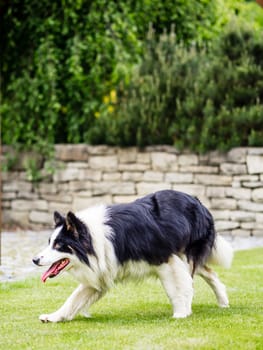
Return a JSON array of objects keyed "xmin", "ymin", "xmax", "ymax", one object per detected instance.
[
  {"xmin": 0, "ymin": 231, "xmax": 50, "ymax": 282},
  {"xmin": 0, "ymin": 231, "xmax": 263, "ymax": 282}
]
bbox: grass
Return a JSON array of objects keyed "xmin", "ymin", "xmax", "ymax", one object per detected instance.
[{"xmin": 0, "ymin": 248, "xmax": 262, "ymax": 350}]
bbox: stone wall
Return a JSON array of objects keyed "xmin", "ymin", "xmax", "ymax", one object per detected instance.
[{"xmin": 2, "ymin": 145, "xmax": 263, "ymax": 237}]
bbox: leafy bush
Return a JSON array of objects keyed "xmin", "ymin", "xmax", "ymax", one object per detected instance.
[
  {"xmin": 180, "ymin": 21, "xmax": 263, "ymax": 152},
  {"xmin": 86, "ymin": 26, "xmax": 198, "ymax": 146},
  {"xmin": 1, "ymin": 1, "xmax": 141, "ymax": 148},
  {"xmin": 1, "ymin": 0, "xmax": 218, "ymax": 149},
  {"xmin": 1, "ymin": 0, "xmax": 263, "ymax": 155},
  {"xmin": 88, "ymin": 20, "xmax": 263, "ymax": 152}
]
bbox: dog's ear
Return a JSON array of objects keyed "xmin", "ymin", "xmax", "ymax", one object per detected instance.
[
  {"xmin": 54, "ymin": 211, "xmax": 64, "ymax": 227},
  {"xmin": 66, "ymin": 211, "xmax": 80, "ymax": 238},
  {"xmin": 66, "ymin": 211, "xmax": 96, "ymax": 256}
]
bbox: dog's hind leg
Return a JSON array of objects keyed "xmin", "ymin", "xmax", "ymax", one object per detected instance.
[
  {"xmin": 158, "ymin": 255, "xmax": 193, "ymax": 318},
  {"xmin": 197, "ymin": 265, "xmax": 229, "ymax": 308},
  {"xmin": 39, "ymin": 284, "xmax": 103, "ymax": 323}
]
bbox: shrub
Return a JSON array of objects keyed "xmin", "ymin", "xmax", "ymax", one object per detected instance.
[
  {"xmin": 1, "ymin": 1, "xmax": 141, "ymax": 147},
  {"xmin": 2, "ymin": 1, "xmax": 262, "ymax": 154},
  {"xmin": 1, "ymin": 0, "xmax": 219, "ymax": 151},
  {"xmin": 181, "ymin": 21, "xmax": 263, "ymax": 152},
  {"xmin": 88, "ymin": 20, "xmax": 263, "ymax": 152},
  {"xmin": 86, "ymin": 26, "xmax": 199, "ymax": 146}
]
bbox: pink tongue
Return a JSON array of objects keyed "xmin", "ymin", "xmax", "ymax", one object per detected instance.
[{"xmin": 41, "ymin": 261, "xmax": 61, "ymax": 283}]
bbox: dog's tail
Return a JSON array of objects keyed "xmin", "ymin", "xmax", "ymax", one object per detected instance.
[{"xmin": 207, "ymin": 235, "xmax": 233, "ymax": 268}]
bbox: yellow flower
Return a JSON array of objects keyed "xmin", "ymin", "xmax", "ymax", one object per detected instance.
[
  {"xmin": 110, "ymin": 89, "xmax": 117, "ymax": 103},
  {"xmin": 103, "ymin": 95, "xmax": 110, "ymax": 104},
  {"xmin": 107, "ymin": 105, "xmax": 114, "ymax": 114},
  {"xmin": 95, "ymin": 111, "xmax": 100, "ymax": 118},
  {"xmin": 102, "ymin": 90, "xmax": 117, "ymax": 105}
]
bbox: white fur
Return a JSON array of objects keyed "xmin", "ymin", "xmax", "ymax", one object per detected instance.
[
  {"xmin": 34, "ymin": 206, "xmax": 233, "ymax": 322},
  {"xmin": 36, "ymin": 227, "xmax": 69, "ymax": 267},
  {"xmin": 208, "ymin": 235, "xmax": 233, "ymax": 269},
  {"xmin": 197, "ymin": 266, "xmax": 229, "ymax": 308},
  {"xmin": 40, "ymin": 284, "xmax": 103, "ymax": 323},
  {"xmin": 158, "ymin": 255, "xmax": 193, "ymax": 318}
]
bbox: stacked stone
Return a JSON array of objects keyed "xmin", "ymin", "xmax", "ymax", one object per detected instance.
[{"xmin": 2, "ymin": 145, "xmax": 263, "ymax": 237}]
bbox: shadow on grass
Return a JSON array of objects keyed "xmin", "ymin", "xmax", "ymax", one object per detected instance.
[
  {"xmin": 73, "ymin": 308, "xmax": 171, "ymax": 325},
  {"xmin": 67, "ymin": 302, "xmax": 248, "ymax": 326}
]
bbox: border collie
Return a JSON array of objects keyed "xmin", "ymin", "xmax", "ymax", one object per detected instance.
[{"xmin": 33, "ymin": 190, "xmax": 233, "ymax": 322}]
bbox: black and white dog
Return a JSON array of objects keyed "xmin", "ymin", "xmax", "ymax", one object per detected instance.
[{"xmin": 33, "ymin": 190, "xmax": 233, "ymax": 322}]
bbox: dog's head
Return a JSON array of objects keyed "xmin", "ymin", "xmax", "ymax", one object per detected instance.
[{"xmin": 32, "ymin": 211, "xmax": 96, "ymax": 283}]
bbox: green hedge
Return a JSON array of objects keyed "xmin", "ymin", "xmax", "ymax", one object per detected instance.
[
  {"xmin": 1, "ymin": 0, "xmax": 218, "ymax": 150},
  {"xmin": 1, "ymin": 0, "xmax": 263, "ymax": 154},
  {"xmin": 88, "ymin": 21, "xmax": 263, "ymax": 152}
]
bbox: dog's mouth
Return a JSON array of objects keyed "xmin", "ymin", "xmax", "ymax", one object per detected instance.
[{"xmin": 41, "ymin": 258, "xmax": 70, "ymax": 283}]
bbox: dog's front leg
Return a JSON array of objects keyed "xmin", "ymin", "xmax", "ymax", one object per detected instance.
[{"xmin": 39, "ymin": 284, "xmax": 101, "ymax": 323}]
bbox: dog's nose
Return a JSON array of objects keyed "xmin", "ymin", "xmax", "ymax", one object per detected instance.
[{"xmin": 32, "ymin": 257, "xmax": 40, "ymax": 266}]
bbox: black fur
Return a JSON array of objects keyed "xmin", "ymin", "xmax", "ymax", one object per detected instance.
[
  {"xmin": 107, "ymin": 190, "xmax": 215, "ymax": 271},
  {"xmin": 53, "ymin": 212, "xmax": 96, "ymax": 266}
]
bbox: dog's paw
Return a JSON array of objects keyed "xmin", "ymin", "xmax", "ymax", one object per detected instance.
[
  {"xmin": 80, "ymin": 310, "xmax": 91, "ymax": 318},
  {"xmin": 219, "ymin": 302, "xmax": 229, "ymax": 308},
  {"xmin": 173, "ymin": 311, "xmax": 190, "ymax": 319},
  {"xmin": 218, "ymin": 295, "xmax": 229, "ymax": 308},
  {"xmin": 39, "ymin": 313, "xmax": 64, "ymax": 323}
]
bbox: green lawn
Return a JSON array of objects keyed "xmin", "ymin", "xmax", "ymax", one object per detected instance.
[{"xmin": 0, "ymin": 248, "xmax": 262, "ymax": 350}]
